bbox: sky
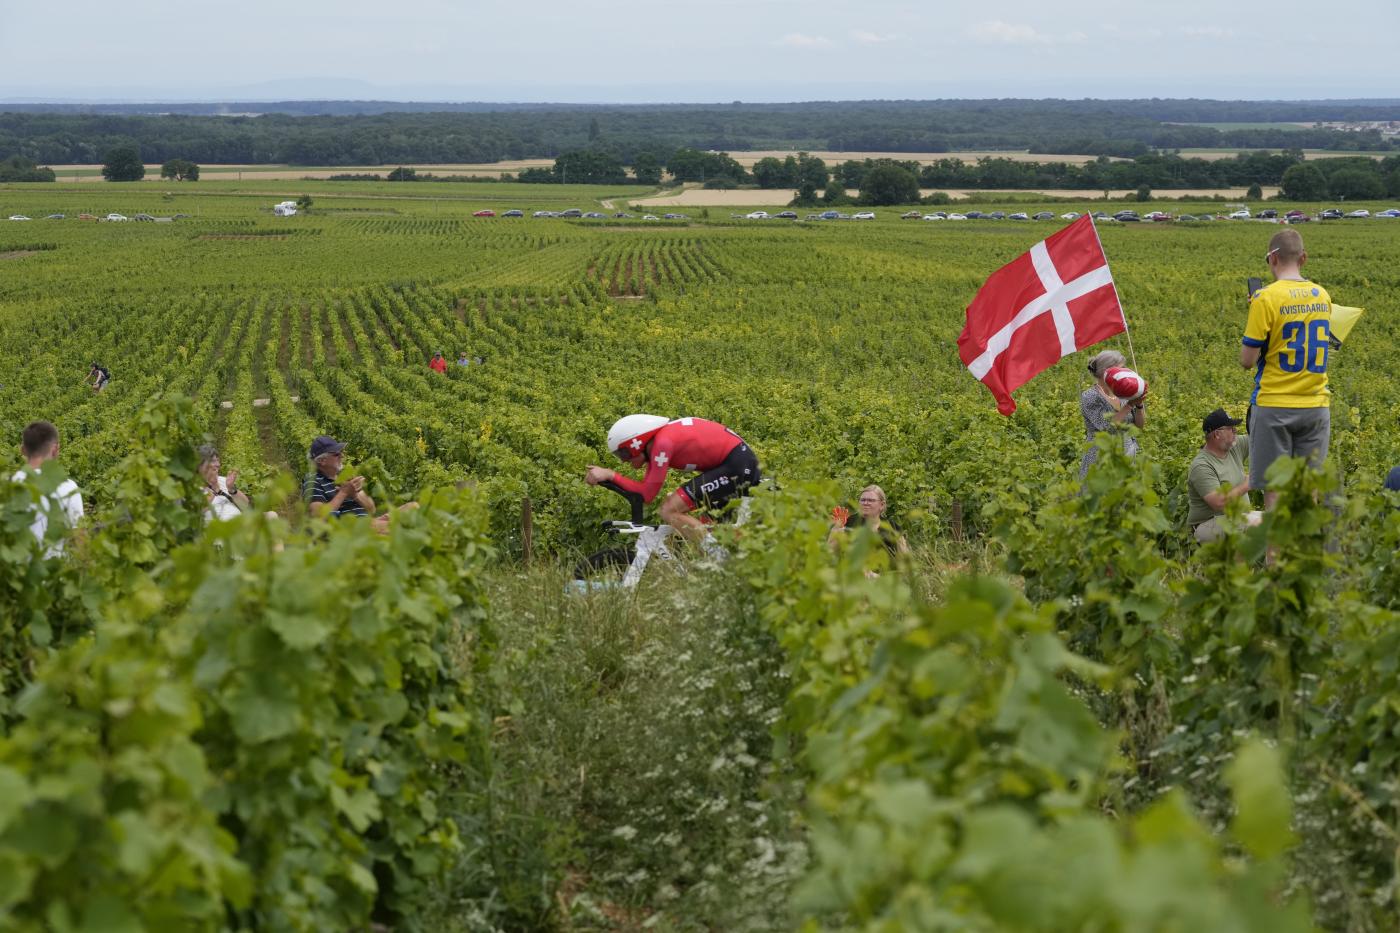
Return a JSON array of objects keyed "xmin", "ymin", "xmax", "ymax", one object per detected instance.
[{"xmin": 2, "ymin": 0, "xmax": 1397, "ymax": 102}]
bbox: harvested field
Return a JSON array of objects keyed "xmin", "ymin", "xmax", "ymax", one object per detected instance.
[
  {"xmin": 727, "ymin": 149, "xmax": 1119, "ymax": 167},
  {"xmin": 0, "ymin": 250, "xmax": 40, "ymax": 260}
]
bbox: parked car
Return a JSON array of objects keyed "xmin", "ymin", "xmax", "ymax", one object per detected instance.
[
  {"xmin": 133, "ymin": 213, "xmax": 154, "ymax": 221},
  {"xmin": 531, "ymin": 210, "xmax": 554, "ymax": 218},
  {"xmin": 1318, "ymin": 208, "xmax": 1344, "ymax": 220},
  {"xmin": 582, "ymin": 211, "xmax": 606, "ymax": 218},
  {"xmin": 173, "ymin": 213, "xmax": 190, "ymax": 219},
  {"xmin": 1177, "ymin": 214, "xmax": 1198, "ymax": 222},
  {"xmin": 8, "ymin": 214, "xmax": 31, "ymax": 221},
  {"xmin": 663, "ymin": 213, "xmax": 688, "ymax": 220},
  {"xmin": 1345, "ymin": 209, "xmax": 1370, "ymax": 218},
  {"xmin": 559, "ymin": 208, "xmax": 583, "ymax": 218},
  {"xmin": 1377, "ymin": 208, "xmax": 1400, "ymax": 218},
  {"xmin": 852, "ymin": 211, "xmax": 876, "ymax": 220},
  {"xmin": 1285, "ymin": 209, "xmax": 1306, "ymax": 219},
  {"xmin": 1008, "ymin": 212, "xmax": 1029, "ymax": 221},
  {"xmin": 473, "ymin": 209, "xmax": 496, "ymax": 217},
  {"xmin": 745, "ymin": 211, "xmax": 770, "ymax": 220},
  {"xmin": 105, "ymin": 213, "xmax": 128, "ymax": 221},
  {"xmin": 901, "ymin": 210, "xmax": 922, "ymax": 219},
  {"xmin": 642, "ymin": 214, "xmax": 659, "ymax": 221},
  {"xmin": 44, "ymin": 213, "xmax": 64, "ymax": 220},
  {"xmin": 1257, "ymin": 209, "xmax": 1278, "ymax": 219},
  {"xmin": 1227, "ymin": 209, "xmax": 1251, "ymax": 219},
  {"xmin": 1197, "ymin": 214, "xmax": 1215, "ymax": 222},
  {"xmin": 819, "ymin": 210, "xmax": 841, "ymax": 220},
  {"xmin": 1287, "ymin": 213, "xmax": 1312, "ymax": 224},
  {"xmin": 964, "ymin": 211, "xmax": 985, "ymax": 219},
  {"xmin": 987, "ymin": 211, "xmax": 1007, "ymax": 220},
  {"xmin": 946, "ymin": 212, "xmax": 968, "ymax": 221},
  {"xmin": 921, "ymin": 214, "xmax": 945, "ymax": 221},
  {"xmin": 1114, "ymin": 210, "xmax": 1141, "ymax": 222},
  {"xmin": 1032, "ymin": 211, "xmax": 1054, "ymax": 220},
  {"xmin": 502, "ymin": 209, "xmax": 524, "ymax": 217},
  {"xmin": 613, "ymin": 212, "xmax": 634, "ymax": 219},
  {"xmin": 774, "ymin": 211, "xmax": 798, "ymax": 219},
  {"xmin": 1060, "ymin": 212, "xmax": 1080, "ymax": 220}
]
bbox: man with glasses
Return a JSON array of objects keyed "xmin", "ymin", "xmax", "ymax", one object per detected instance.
[
  {"xmin": 303, "ymin": 434, "xmax": 418, "ymax": 534},
  {"xmin": 1240, "ymin": 228, "xmax": 1333, "ymax": 509},
  {"xmin": 1187, "ymin": 409, "xmax": 1262, "ymax": 543}
]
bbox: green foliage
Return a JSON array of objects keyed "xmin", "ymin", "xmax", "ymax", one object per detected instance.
[
  {"xmin": 160, "ymin": 158, "xmax": 199, "ymax": 181},
  {"xmin": 1136, "ymin": 184, "xmax": 1152, "ymax": 201},
  {"xmin": 0, "ymin": 468, "xmax": 87, "ymax": 721},
  {"xmin": 735, "ymin": 483, "xmax": 1312, "ymax": 931},
  {"xmin": 1246, "ymin": 182, "xmax": 1264, "ymax": 200},
  {"xmin": 0, "ymin": 155, "xmax": 55, "ymax": 182},
  {"xmin": 101, "ymin": 146, "xmax": 145, "ymax": 182},
  {"xmin": 860, "ymin": 163, "xmax": 921, "ymax": 206},
  {"xmin": 1328, "ymin": 167, "xmax": 1385, "ymax": 200},
  {"xmin": 0, "ymin": 623, "xmax": 251, "ymax": 931},
  {"xmin": 554, "ymin": 148, "xmax": 627, "ymax": 185},
  {"xmin": 0, "ymin": 397, "xmax": 497, "ymax": 930},
  {"xmin": 1281, "ymin": 162, "xmax": 1328, "ymax": 200},
  {"xmin": 986, "ymin": 433, "xmax": 1176, "ymax": 671}
]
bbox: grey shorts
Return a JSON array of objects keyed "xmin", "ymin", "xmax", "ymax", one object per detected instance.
[{"xmin": 1248, "ymin": 405, "xmax": 1330, "ymax": 490}]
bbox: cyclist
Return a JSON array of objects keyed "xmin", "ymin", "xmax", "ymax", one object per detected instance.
[{"xmin": 585, "ymin": 414, "xmax": 760, "ymax": 558}]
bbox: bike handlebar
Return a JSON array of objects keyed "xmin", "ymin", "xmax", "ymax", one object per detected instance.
[{"xmin": 599, "ymin": 479, "xmax": 646, "ymax": 524}]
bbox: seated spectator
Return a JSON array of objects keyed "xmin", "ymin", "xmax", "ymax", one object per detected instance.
[
  {"xmin": 456, "ymin": 351, "xmax": 471, "ymax": 368},
  {"xmin": 1187, "ymin": 408, "xmax": 1263, "ymax": 543},
  {"xmin": 197, "ymin": 444, "xmax": 277, "ymax": 522},
  {"xmin": 11, "ymin": 420, "xmax": 84, "ymax": 558},
  {"xmin": 830, "ymin": 484, "xmax": 910, "ymax": 557},
  {"xmin": 429, "ymin": 351, "xmax": 448, "ymax": 374},
  {"xmin": 1386, "ymin": 466, "xmax": 1400, "ymax": 494},
  {"xmin": 303, "ymin": 435, "xmax": 415, "ymax": 534}
]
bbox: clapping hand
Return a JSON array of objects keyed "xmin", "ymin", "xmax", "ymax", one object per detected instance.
[{"xmin": 831, "ymin": 505, "xmax": 850, "ymax": 528}]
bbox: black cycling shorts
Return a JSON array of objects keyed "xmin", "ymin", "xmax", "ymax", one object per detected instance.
[{"xmin": 677, "ymin": 442, "xmax": 760, "ymax": 511}]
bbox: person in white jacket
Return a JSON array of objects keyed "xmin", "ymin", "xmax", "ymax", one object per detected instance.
[{"xmin": 12, "ymin": 420, "xmax": 83, "ymax": 558}]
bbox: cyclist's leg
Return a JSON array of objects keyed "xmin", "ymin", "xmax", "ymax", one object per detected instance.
[{"xmin": 659, "ymin": 488, "xmax": 708, "ymax": 542}]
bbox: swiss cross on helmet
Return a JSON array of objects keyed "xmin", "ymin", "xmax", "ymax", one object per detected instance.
[{"xmin": 608, "ymin": 414, "xmax": 669, "ymax": 459}]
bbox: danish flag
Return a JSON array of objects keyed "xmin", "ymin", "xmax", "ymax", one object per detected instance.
[{"xmin": 957, "ymin": 215, "xmax": 1127, "ymax": 415}]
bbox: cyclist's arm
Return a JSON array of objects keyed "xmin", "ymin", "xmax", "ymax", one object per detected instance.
[{"xmin": 610, "ymin": 462, "xmax": 669, "ymax": 503}]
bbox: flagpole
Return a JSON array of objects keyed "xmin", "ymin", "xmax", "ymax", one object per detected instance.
[{"xmin": 1086, "ymin": 212, "xmax": 1139, "ymax": 371}]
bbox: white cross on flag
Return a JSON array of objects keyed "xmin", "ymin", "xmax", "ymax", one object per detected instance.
[{"xmin": 957, "ymin": 215, "xmax": 1126, "ymax": 415}]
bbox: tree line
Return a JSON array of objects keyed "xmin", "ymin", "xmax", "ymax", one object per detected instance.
[{"xmin": 2, "ymin": 101, "xmax": 1397, "ymax": 169}]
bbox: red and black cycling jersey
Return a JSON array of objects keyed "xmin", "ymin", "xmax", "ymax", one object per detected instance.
[{"xmin": 611, "ymin": 417, "xmax": 747, "ymax": 504}]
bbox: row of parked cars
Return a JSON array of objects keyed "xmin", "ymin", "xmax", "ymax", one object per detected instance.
[
  {"xmin": 470, "ymin": 208, "xmax": 689, "ymax": 221},
  {"xmin": 727, "ymin": 206, "xmax": 1400, "ymax": 224},
  {"xmin": 7, "ymin": 212, "xmax": 187, "ymax": 222}
]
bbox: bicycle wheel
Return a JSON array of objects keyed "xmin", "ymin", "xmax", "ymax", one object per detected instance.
[{"xmin": 573, "ymin": 545, "xmax": 635, "ymax": 581}]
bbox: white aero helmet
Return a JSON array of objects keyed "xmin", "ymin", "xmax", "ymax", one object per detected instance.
[{"xmin": 608, "ymin": 414, "xmax": 670, "ymax": 458}]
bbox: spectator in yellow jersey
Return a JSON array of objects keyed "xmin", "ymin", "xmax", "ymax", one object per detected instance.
[{"xmin": 1240, "ymin": 229, "xmax": 1332, "ymax": 510}]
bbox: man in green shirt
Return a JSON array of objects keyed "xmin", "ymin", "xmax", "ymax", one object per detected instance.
[{"xmin": 1187, "ymin": 408, "xmax": 1262, "ymax": 543}]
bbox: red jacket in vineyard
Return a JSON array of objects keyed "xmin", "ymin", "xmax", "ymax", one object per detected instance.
[
  {"xmin": 610, "ymin": 417, "xmax": 746, "ymax": 505},
  {"xmin": 429, "ymin": 354, "xmax": 448, "ymax": 374}
]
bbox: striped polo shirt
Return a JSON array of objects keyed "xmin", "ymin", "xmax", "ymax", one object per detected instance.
[{"xmin": 303, "ymin": 471, "xmax": 368, "ymax": 518}]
